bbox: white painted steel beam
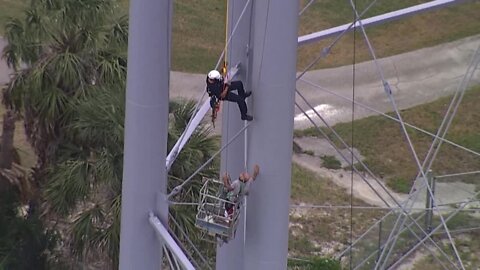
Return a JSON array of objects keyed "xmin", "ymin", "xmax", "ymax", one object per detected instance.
[
  {"xmin": 149, "ymin": 214, "xmax": 195, "ymax": 270},
  {"xmin": 166, "ymin": 100, "xmax": 210, "ymax": 171},
  {"xmin": 298, "ymin": 0, "xmax": 466, "ymax": 46}
]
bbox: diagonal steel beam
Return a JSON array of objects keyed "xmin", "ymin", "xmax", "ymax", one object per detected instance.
[
  {"xmin": 298, "ymin": 0, "xmax": 469, "ymax": 46},
  {"xmin": 149, "ymin": 213, "xmax": 195, "ymax": 270}
]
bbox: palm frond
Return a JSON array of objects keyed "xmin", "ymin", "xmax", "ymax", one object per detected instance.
[
  {"xmin": 4, "ymin": 17, "xmax": 43, "ymax": 66},
  {"xmin": 4, "ymin": 18, "xmax": 24, "ymax": 44},
  {"xmin": 170, "ymin": 99, "xmax": 198, "ymax": 131},
  {"xmin": 2, "ymin": 44, "xmax": 20, "ymax": 69},
  {"xmin": 71, "ymin": 86, "xmax": 125, "ymax": 149},
  {"xmin": 44, "ymin": 159, "xmax": 93, "ymax": 215},
  {"xmin": 48, "ymin": 51, "xmax": 87, "ymax": 91},
  {"xmin": 37, "ymin": 86, "xmax": 70, "ymax": 126},
  {"xmin": 91, "ymin": 194, "xmax": 120, "ymax": 267},
  {"xmin": 4, "ymin": 69, "xmax": 29, "ymax": 109},
  {"xmin": 3, "ymin": 18, "xmax": 25, "ymax": 69},
  {"xmin": 70, "ymin": 204, "xmax": 105, "ymax": 258},
  {"xmin": 95, "ymin": 50, "xmax": 127, "ymax": 86},
  {"xmin": 105, "ymin": 15, "xmax": 129, "ymax": 47},
  {"xmin": 91, "ymin": 148, "xmax": 123, "ymax": 193},
  {"xmin": 24, "ymin": 7, "xmax": 47, "ymax": 39}
]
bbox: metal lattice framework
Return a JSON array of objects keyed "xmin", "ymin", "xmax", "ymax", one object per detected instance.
[
  {"xmin": 121, "ymin": 0, "xmax": 480, "ymax": 269},
  {"xmin": 293, "ymin": 1, "xmax": 480, "ymax": 269}
]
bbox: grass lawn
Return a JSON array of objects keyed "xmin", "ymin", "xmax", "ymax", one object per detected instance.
[
  {"xmin": 295, "ymin": 85, "xmax": 480, "ymax": 193},
  {"xmin": 1, "ymin": 1, "xmax": 479, "ymax": 73}
]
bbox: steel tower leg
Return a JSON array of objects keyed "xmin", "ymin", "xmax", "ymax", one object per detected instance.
[
  {"xmin": 119, "ymin": 0, "xmax": 172, "ymax": 269},
  {"xmin": 216, "ymin": 1, "xmax": 253, "ymax": 269},
  {"xmin": 244, "ymin": 1, "xmax": 299, "ymax": 269}
]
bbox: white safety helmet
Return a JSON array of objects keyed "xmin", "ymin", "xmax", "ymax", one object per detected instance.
[{"xmin": 207, "ymin": 70, "xmax": 222, "ymax": 80}]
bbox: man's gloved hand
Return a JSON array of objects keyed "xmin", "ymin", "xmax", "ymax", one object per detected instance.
[{"xmin": 220, "ymin": 89, "xmax": 227, "ymax": 99}]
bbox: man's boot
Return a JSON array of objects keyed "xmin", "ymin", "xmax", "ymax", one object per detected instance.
[{"xmin": 241, "ymin": 115, "xmax": 253, "ymax": 121}]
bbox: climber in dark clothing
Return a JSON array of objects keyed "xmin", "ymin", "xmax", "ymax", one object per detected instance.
[{"xmin": 206, "ymin": 70, "xmax": 253, "ymax": 121}]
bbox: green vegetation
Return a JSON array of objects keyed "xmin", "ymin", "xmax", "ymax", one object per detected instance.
[
  {"xmin": 321, "ymin": 155, "xmax": 342, "ymax": 169},
  {"xmin": 290, "ymin": 163, "xmax": 387, "ymax": 258},
  {"xmin": 444, "ymin": 212, "xmax": 480, "ymax": 230},
  {"xmin": 0, "ymin": 191, "xmax": 53, "ymax": 270},
  {"xmin": 2, "ymin": 1, "xmax": 129, "ymax": 267},
  {"xmin": 1, "ymin": 1, "xmax": 219, "ymax": 267},
  {"xmin": 296, "ymin": 86, "xmax": 480, "ymax": 193},
  {"xmin": 387, "ymin": 177, "xmax": 411, "ymax": 194},
  {"xmin": 291, "ymin": 163, "xmax": 354, "ymax": 204},
  {"xmin": 304, "ymin": 150, "xmax": 315, "ymax": 156},
  {"xmin": 412, "ymin": 214, "xmax": 480, "ymax": 270},
  {"xmin": 2, "ymin": 1, "xmax": 480, "ymax": 72},
  {"xmin": 289, "ymin": 236, "xmax": 316, "ymax": 255},
  {"xmin": 288, "ymin": 257, "xmax": 341, "ymax": 270},
  {"xmin": 1, "ymin": 0, "xmax": 479, "ymax": 267}
]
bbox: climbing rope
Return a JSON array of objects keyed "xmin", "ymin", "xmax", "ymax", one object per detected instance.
[
  {"xmin": 168, "ymin": 0, "xmax": 252, "ymax": 172},
  {"xmin": 223, "ymin": 0, "xmax": 231, "ymax": 174},
  {"xmin": 349, "ymin": 1, "xmax": 357, "ymax": 268},
  {"xmin": 223, "ymin": 0, "xmax": 229, "ymax": 76}
]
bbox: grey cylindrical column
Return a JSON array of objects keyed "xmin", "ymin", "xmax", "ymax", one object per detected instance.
[
  {"xmin": 244, "ymin": 1, "xmax": 298, "ymax": 269},
  {"xmin": 119, "ymin": 0, "xmax": 172, "ymax": 269},
  {"xmin": 216, "ymin": 1, "xmax": 253, "ymax": 269}
]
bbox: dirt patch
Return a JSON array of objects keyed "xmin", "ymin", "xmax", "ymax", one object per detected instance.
[{"xmin": 293, "ymin": 136, "xmax": 480, "ymax": 211}]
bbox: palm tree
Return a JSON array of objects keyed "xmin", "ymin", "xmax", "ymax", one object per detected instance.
[
  {"xmin": 44, "ymin": 86, "xmax": 218, "ymax": 267},
  {"xmin": 2, "ymin": 0, "xmax": 128, "ymax": 179},
  {"xmin": 44, "ymin": 85, "xmax": 125, "ymax": 268},
  {"xmin": 1, "ymin": 0, "xmax": 128, "ymax": 267},
  {"xmin": 3, "ymin": 0, "xmax": 218, "ymax": 267}
]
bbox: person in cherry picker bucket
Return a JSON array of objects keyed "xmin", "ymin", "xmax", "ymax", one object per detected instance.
[
  {"xmin": 222, "ymin": 164, "xmax": 260, "ymax": 218},
  {"xmin": 206, "ymin": 69, "xmax": 253, "ymax": 121}
]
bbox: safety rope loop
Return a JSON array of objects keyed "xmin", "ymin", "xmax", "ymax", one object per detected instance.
[
  {"xmin": 215, "ymin": 0, "xmax": 252, "ymax": 70},
  {"xmin": 167, "ymin": 0, "xmax": 252, "ymax": 172},
  {"xmin": 223, "ymin": 0, "xmax": 229, "ymax": 75}
]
